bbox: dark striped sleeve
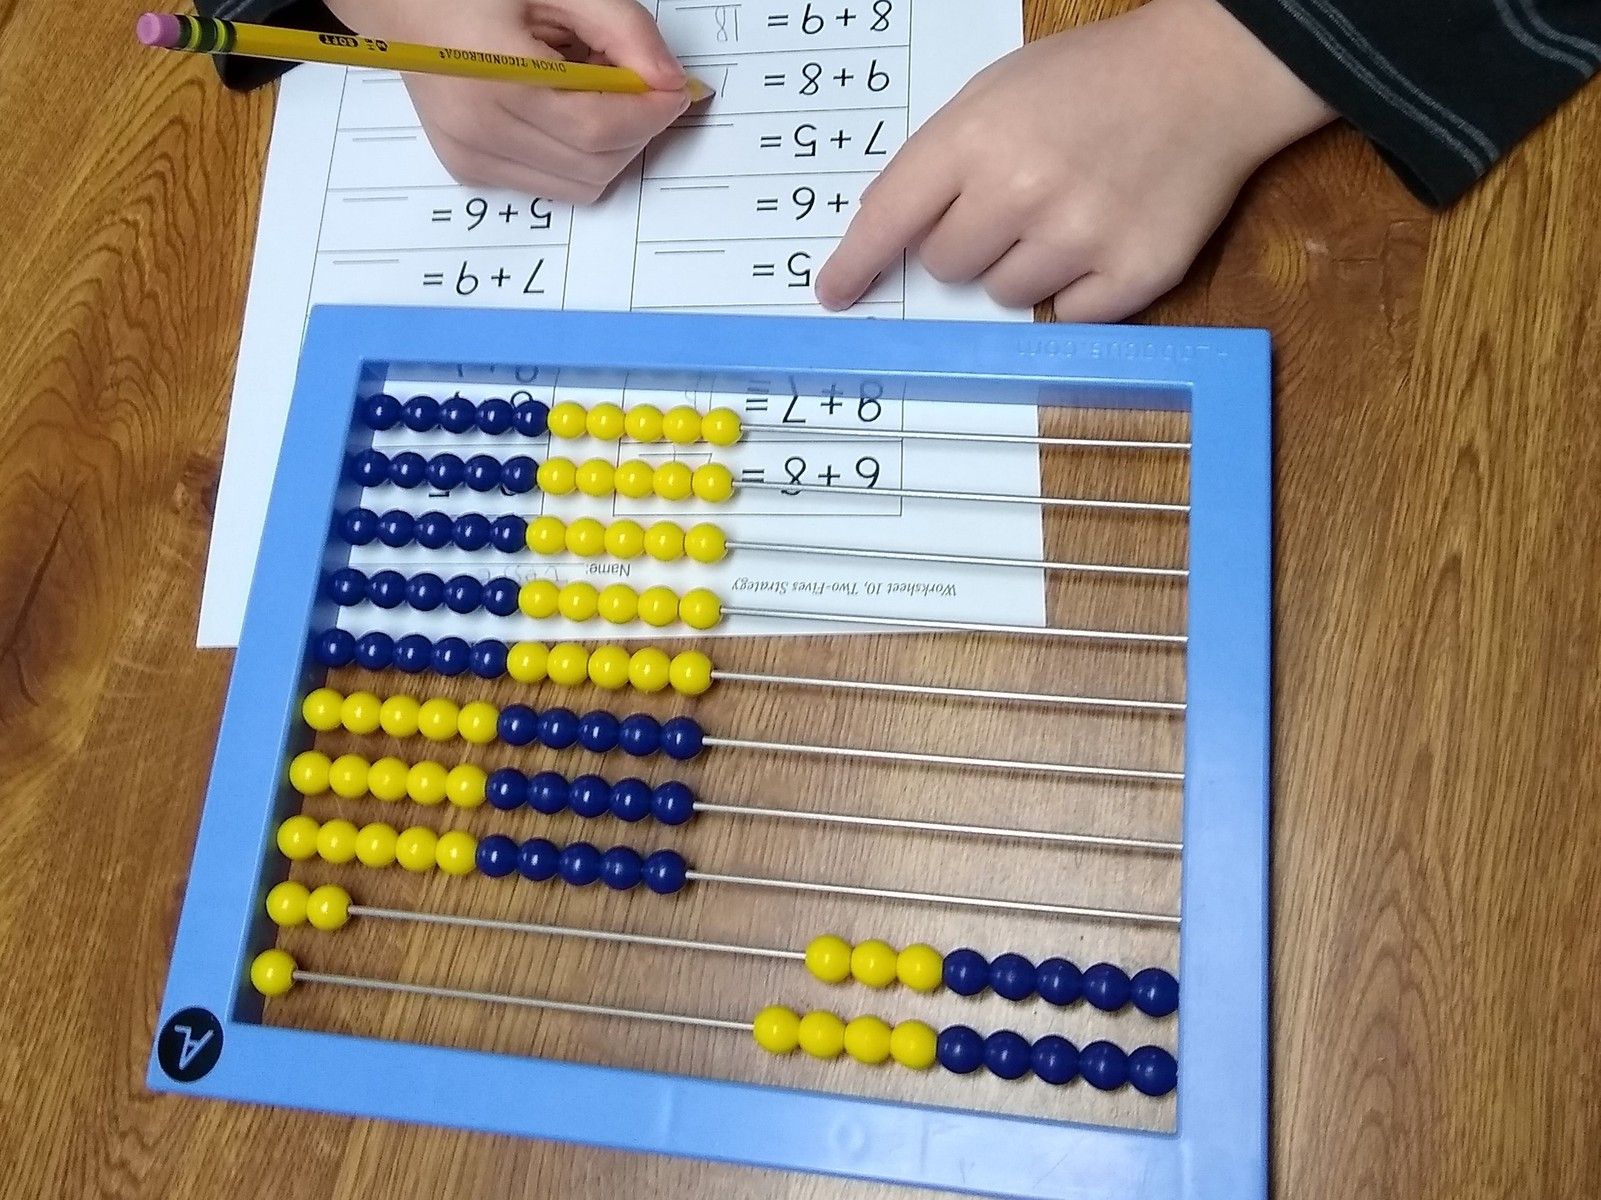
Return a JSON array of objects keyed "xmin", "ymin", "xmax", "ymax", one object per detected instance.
[
  {"xmin": 194, "ymin": 0, "xmax": 348, "ymax": 90},
  {"xmin": 1212, "ymin": 0, "xmax": 1601, "ymax": 204}
]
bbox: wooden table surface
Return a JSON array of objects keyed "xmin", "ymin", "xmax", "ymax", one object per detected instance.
[{"xmin": 3, "ymin": 0, "xmax": 1599, "ymax": 1197}]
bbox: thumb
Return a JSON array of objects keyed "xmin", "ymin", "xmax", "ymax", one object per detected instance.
[{"xmin": 535, "ymin": 0, "xmax": 687, "ymax": 91}]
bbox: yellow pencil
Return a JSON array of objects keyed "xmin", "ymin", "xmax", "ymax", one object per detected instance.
[{"xmin": 136, "ymin": 12, "xmax": 715, "ymax": 101}]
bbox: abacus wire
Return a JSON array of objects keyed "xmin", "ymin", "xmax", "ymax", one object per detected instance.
[
  {"xmin": 720, "ymin": 606, "xmax": 1189, "ymax": 645},
  {"xmin": 724, "ymin": 538, "xmax": 1190, "ymax": 579},
  {"xmin": 707, "ymin": 668, "xmax": 1187, "ymax": 714},
  {"xmin": 738, "ymin": 479, "xmax": 1189, "ymax": 512},
  {"xmin": 740, "ymin": 423, "xmax": 1192, "ymax": 452},
  {"xmin": 701, "ymin": 736, "xmax": 1184, "ymax": 782}
]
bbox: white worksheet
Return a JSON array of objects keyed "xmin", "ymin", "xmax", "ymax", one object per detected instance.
[{"xmin": 198, "ymin": 0, "xmax": 1041, "ymax": 646}]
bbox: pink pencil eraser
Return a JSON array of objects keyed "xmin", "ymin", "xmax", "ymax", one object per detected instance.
[{"xmin": 136, "ymin": 13, "xmax": 182, "ymax": 48}]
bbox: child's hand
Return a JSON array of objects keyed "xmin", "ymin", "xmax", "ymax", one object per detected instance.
[
  {"xmin": 816, "ymin": 0, "xmax": 1335, "ymax": 320},
  {"xmin": 325, "ymin": 0, "xmax": 693, "ymax": 201}
]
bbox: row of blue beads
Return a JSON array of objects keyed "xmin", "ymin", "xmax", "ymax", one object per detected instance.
[
  {"xmin": 493, "ymin": 705, "xmax": 705, "ymax": 759},
  {"xmin": 346, "ymin": 448, "xmax": 538, "ymax": 494},
  {"xmin": 484, "ymin": 769, "xmax": 696, "ymax": 823},
  {"xmin": 324, "ymin": 567, "xmax": 521, "ymax": 616},
  {"xmin": 338, "ymin": 508, "xmax": 527, "ymax": 554},
  {"xmin": 940, "ymin": 950, "xmax": 1178, "ymax": 1018},
  {"xmin": 359, "ymin": 394, "xmax": 550, "ymax": 438},
  {"xmin": 935, "ymin": 1029, "xmax": 1177, "ymax": 1095},
  {"xmin": 473, "ymin": 836, "xmax": 689, "ymax": 893},
  {"xmin": 314, "ymin": 629, "xmax": 510, "ymax": 679}
]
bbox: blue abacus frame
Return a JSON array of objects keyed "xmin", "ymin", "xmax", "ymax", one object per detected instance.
[{"xmin": 151, "ymin": 306, "xmax": 1271, "ymax": 1200}]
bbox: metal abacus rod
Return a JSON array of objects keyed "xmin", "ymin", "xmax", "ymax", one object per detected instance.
[
  {"xmin": 719, "ymin": 605, "xmax": 1188, "ymax": 645},
  {"xmin": 723, "ymin": 538, "xmax": 1189, "ymax": 579},
  {"xmin": 740, "ymin": 422, "xmax": 1192, "ymax": 452},
  {"xmin": 734, "ymin": 478, "xmax": 1188, "ymax": 513}
]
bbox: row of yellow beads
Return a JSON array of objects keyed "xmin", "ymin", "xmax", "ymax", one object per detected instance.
[
  {"xmin": 503, "ymin": 643, "xmax": 715, "ymax": 696},
  {"xmin": 547, "ymin": 402, "xmax": 742, "ymax": 447},
  {"xmin": 524, "ymin": 516, "xmax": 728, "ymax": 564},
  {"xmin": 535, "ymin": 458, "xmax": 734, "ymax": 503},
  {"xmin": 287, "ymin": 749, "xmax": 487, "ymax": 806},
  {"xmin": 264, "ymin": 881, "xmax": 352, "ymax": 931},
  {"xmin": 276, "ymin": 814, "xmax": 478, "ymax": 875},
  {"xmin": 300, "ymin": 688, "xmax": 503, "ymax": 745},
  {"xmin": 804, "ymin": 936, "xmax": 943, "ymax": 992},
  {"xmin": 516, "ymin": 581, "xmax": 724, "ymax": 630},
  {"xmin": 753, "ymin": 1006, "xmax": 937, "ymax": 1069}
]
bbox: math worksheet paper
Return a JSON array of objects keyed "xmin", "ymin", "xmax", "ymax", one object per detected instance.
[{"xmin": 197, "ymin": 0, "xmax": 1040, "ymax": 647}]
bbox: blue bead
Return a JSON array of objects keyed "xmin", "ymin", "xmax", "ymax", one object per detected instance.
[
  {"xmin": 425, "ymin": 453, "xmax": 465, "ymax": 490},
  {"xmin": 526, "ymin": 771, "xmax": 571, "ymax": 814},
  {"xmin": 558, "ymin": 842, "xmax": 602, "ymax": 886},
  {"xmin": 935, "ymin": 1026, "xmax": 984, "ymax": 1075},
  {"xmin": 325, "ymin": 567, "xmax": 368, "ymax": 607},
  {"xmin": 354, "ymin": 631, "xmax": 394, "ymax": 670},
  {"xmin": 609, "ymin": 778, "xmax": 652, "ymax": 822},
  {"xmin": 942, "ymin": 948, "xmax": 990, "ymax": 997},
  {"xmin": 360, "ymin": 393, "xmax": 401, "ymax": 430},
  {"xmin": 404, "ymin": 572, "xmax": 444, "ymax": 612},
  {"xmin": 1031, "ymin": 1036, "xmax": 1080, "ymax": 1085},
  {"xmin": 476, "ymin": 834, "xmax": 519, "ymax": 878},
  {"xmin": 568, "ymin": 775, "xmax": 613, "ymax": 819},
  {"xmin": 500, "ymin": 456, "xmax": 537, "ymax": 494},
  {"xmin": 1082, "ymin": 963, "xmax": 1132, "ymax": 1012},
  {"xmin": 339, "ymin": 507, "xmax": 379, "ymax": 545},
  {"xmin": 650, "ymin": 781, "xmax": 695, "ymax": 825},
  {"xmin": 513, "ymin": 399, "xmax": 549, "ymax": 436},
  {"xmin": 402, "ymin": 395, "xmax": 440, "ymax": 432},
  {"xmin": 431, "ymin": 636, "xmax": 470, "ymax": 676},
  {"xmin": 499, "ymin": 703, "xmax": 542, "ymax": 746},
  {"xmin": 617, "ymin": 714, "xmax": 661, "ymax": 757},
  {"xmin": 1078, "ymin": 1042, "xmax": 1129, "ymax": 1091},
  {"xmin": 1130, "ymin": 968, "xmax": 1179, "ymax": 1018},
  {"xmin": 660, "ymin": 716, "xmax": 705, "ymax": 760},
  {"xmin": 388, "ymin": 451, "xmax": 427, "ymax": 489},
  {"xmin": 989, "ymin": 953, "xmax": 1037, "ymax": 1002},
  {"xmin": 489, "ymin": 515, "xmax": 526, "ymax": 553},
  {"xmin": 1127, "ymin": 1046, "xmax": 1178, "ymax": 1097},
  {"xmin": 312, "ymin": 628, "xmax": 356, "ymax": 667},
  {"xmin": 439, "ymin": 395, "xmax": 478, "ymax": 433},
  {"xmin": 392, "ymin": 633, "xmax": 433, "ymax": 673},
  {"xmin": 375, "ymin": 509, "xmax": 415, "ymax": 548},
  {"xmin": 600, "ymin": 846, "xmax": 644, "ymax": 890},
  {"xmin": 537, "ymin": 707, "xmax": 580, "ymax": 750},
  {"xmin": 450, "ymin": 513, "xmax": 489, "ymax": 551},
  {"xmin": 347, "ymin": 449, "xmax": 389, "ymax": 487},
  {"xmin": 367, "ymin": 570, "xmax": 407, "ymax": 610},
  {"xmin": 477, "ymin": 397, "xmax": 514, "ymax": 435},
  {"xmin": 414, "ymin": 510, "xmax": 454, "ymax": 549},
  {"xmin": 482, "ymin": 578, "xmax": 521, "ymax": 616},
  {"xmin": 486, "ymin": 769, "xmax": 528, "ymax": 811},
  {"xmin": 443, "ymin": 575, "xmax": 483, "ymax": 614},
  {"xmin": 464, "ymin": 455, "xmax": 502, "ymax": 493},
  {"xmin": 642, "ymin": 849, "xmax": 689, "ymax": 894},
  {"xmin": 470, "ymin": 639, "xmax": 509, "ymax": 679},
  {"xmin": 1036, "ymin": 958, "xmax": 1083, "ymax": 1007},
  {"xmin": 517, "ymin": 838, "xmax": 559, "ymax": 881},
  {"xmin": 578, "ymin": 711, "xmax": 621, "ymax": 753},
  {"xmin": 983, "ymin": 1030, "xmax": 1032, "ymax": 1080}
]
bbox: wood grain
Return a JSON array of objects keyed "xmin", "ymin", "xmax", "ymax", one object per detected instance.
[{"xmin": 2, "ymin": 0, "xmax": 1599, "ymax": 1197}]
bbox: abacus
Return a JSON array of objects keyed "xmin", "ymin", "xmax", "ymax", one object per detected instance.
[{"xmin": 151, "ymin": 306, "xmax": 1271, "ymax": 1199}]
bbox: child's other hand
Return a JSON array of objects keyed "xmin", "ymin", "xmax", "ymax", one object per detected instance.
[
  {"xmin": 815, "ymin": 0, "xmax": 1334, "ymax": 320},
  {"xmin": 325, "ymin": 0, "xmax": 692, "ymax": 201}
]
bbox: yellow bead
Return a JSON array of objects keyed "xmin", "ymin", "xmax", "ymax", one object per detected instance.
[
  {"xmin": 395, "ymin": 826, "xmax": 439, "ymax": 872},
  {"xmin": 662, "ymin": 405, "xmax": 703, "ymax": 445},
  {"xmin": 417, "ymin": 697, "xmax": 461, "ymax": 742},
  {"xmin": 287, "ymin": 750, "xmax": 331, "ymax": 797},
  {"xmin": 668, "ymin": 651, "xmax": 714, "ymax": 696},
  {"xmin": 628, "ymin": 647, "xmax": 673, "ymax": 693},
  {"xmin": 637, "ymin": 586, "xmax": 680, "ymax": 628},
  {"xmin": 526, "ymin": 515, "xmax": 568, "ymax": 555},
  {"xmin": 850, "ymin": 939, "xmax": 899, "ymax": 989},
  {"xmin": 805, "ymin": 935, "xmax": 854, "ymax": 984},
  {"xmin": 406, "ymin": 760, "xmax": 449, "ymax": 806},
  {"xmin": 519, "ymin": 579, "xmax": 561, "ymax": 618},
  {"xmin": 507, "ymin": 641, "xmax": 550, "ymax": 683},
  {"xmin": 587, "ymin": 645, "xmax": 633, "ymax": 689},
  {"xmin": 889, "ymin": 1020, "xmax": 938, "ymax": 1070},
  {"xmin": 265, "ymin": 881, "xmax": 310, "ymax": 927},
  {"xmin": 366, "ymin": 756, "xmax": 410, "ymax": 802},
  {"xmin": 685, "ymin": 523, "xmax": 728, "ymax": 564},
  {"xmin": 536, "ymin": 457, "xmax": 577, "ymax": 495},
  {"xmin": 691, "ymin": 463, "xmax": 734, "ymax": 502},
  {"xmin": 585, "ymin": 401, "xmax": 626, "ymax": 440},
  {"xmin": 614, "ymin": 459, "xmax": 656, "ymax": 499},
  {"xmin": 558, "ymin": 582, "xmax": 600, "ymax": 622},
  {"xmin": 844, "ymin": 1016, "xmax": 893, "ymax": 1065},
  {"xmin": 653, "ymin": 461, "xmax": 693, "ymax": 501},
  {"xmin": 598, "ymin": 584, "xmax": 639, "ymax": 624},
  {"xmin": 896, "ymin": 944, "xmax": 944, "ymax": 993},
  {"xmin": 339, "ymin": 691, "xmax": 383, "ymax": 735},
  {"xmin": 680, "ymin": 588, "xmax": 723, "ymax": 631},
  {"xmin": 445, "ymin": 763, "xmax": 488, "ymax": 808},
  {"xmin": 276, "ymin": 815, "xmax": 321, "ymax": 861},
  {"xmin": 604, "ymin": 519, "xmax": 645, "ymax": 559},
  {"xmin": 547, "ymin": 401, "xmax": 588, "ymax": 439},
  {"xmin": 702, "ymin": 407, "xmax": 743, "ymax": 447},
  {"xmin": 565, "ymin": 517, "xmax": 607, "ymax": 557},
  {"xmin": 306, "ymin": 884, "xmax": 352, "ymax": 931},
  {"xmin": 379, "ymin": 695, "xmax": 421, "ymax": 738},
  {"xmin": 546, "ymin": 642, "xmax": 591, "ymax": 686},
  {"xmin": 457, "ymin": 700, "xmax": 500, "ymax": 745},
  {"xmin": 326, "ymin": 753, "xmax": 370, "ymax": 800},
  {"xmin": 623, "ymin": 404, "xmax": 664, "ymax": 443},
  {"xmin": 643, "ymin": 521, "xmax": 686, "ymax": 562},
  {"xmin": 355, "ymin": 822, "xmax": 398, "ymax": 867},
  {"xmin": 575, "ymin": 458, "xmax": 615, "ymax": 498},
  {"xmin": 315, "ymin": 818, "xmax": 360, "ymax": 864},
  {"xmin": 301, "ymin": 687, "xmax": 344, "ymax": 732},
  {"xmin": 752, "ymin": 1005, "xmax": 802, "ymax": 1055},
  {"xmin": 250, "ymin": 949, "xmax": 297, "ymax": 997},
  {"xmin": 797, "ymin": 1011, "xmax": 847, "ymax": 1059},
  {"xmin": 435, "ymin": 830, "xmax": 479, "ymax": 876}
]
